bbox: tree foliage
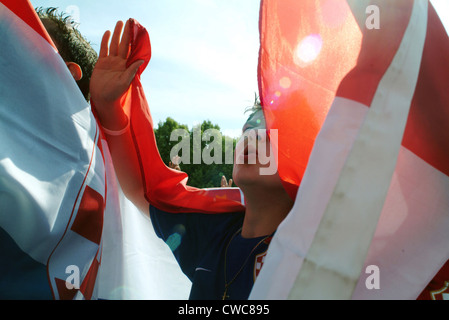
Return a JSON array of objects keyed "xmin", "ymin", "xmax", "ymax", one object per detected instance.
[{"xmin": 154, "ymin": 117, "xmax": 237, "ymax": 188}]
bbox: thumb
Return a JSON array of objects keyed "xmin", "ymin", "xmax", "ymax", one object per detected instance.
[{"xmin": 124, "ymin": 60, "xmax": 145, "ymax": 85}]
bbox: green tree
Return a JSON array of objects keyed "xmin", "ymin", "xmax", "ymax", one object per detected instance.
[
  {"xmin": 154, "ymin": 117, "xmax": 237, "ymax": 188},
  {"xmin": 154, "ymin": 117, "xmax": 189, "ymax": 169}
]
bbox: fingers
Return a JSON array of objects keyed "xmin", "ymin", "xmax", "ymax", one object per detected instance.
[
  {"xmin": 118, "ymin": 20, "xmax": 131, "ymax": 59},
  {"xmin": 99, "ymin": 30, "xmax": 111, "ymax": 58},
  {"xmin": 109, "ymin": 20, "xmax": 124, "ymax": 56},
  {"xmin": 100, "ymin": 20, "xmax": 132, "ymax": 59},
  {"xmin": 221, "ymin": 176, "xmax": 232, "ymax": 187}
]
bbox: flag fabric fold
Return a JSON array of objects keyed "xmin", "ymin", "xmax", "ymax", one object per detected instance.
[
  {"xmin": 0, "ymin": 0, "xmax": 190, "ymax": 299},
  {"xmin": 0, "ymin": 0, "xmax": 111, "ymax": 299},
  {"xmin": 257, "ymin": 0, "xmax": 363, "ymax": 200},
  {"xmin": 119, "ymin": 19, "xmax": 245, "ymax": 214},
  {"xmin": 251, "ymin": 0, "xmax": 449, "ymax": 300}
]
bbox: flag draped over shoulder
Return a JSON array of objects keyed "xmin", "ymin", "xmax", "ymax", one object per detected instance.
[
  {"xmin": 0, "ymin": 0, "xmax": 191, "ymax": 300},
  {"xmin": 0, "ymin": 0, "xmax": 110, "ymax": 299},
  {"xmin": 251, "ymin": 0, "xmax": 449, "ymax": 300},
  {"xmin": 120, "ymin": 20, "xmax": 245, "ymax": 214}
]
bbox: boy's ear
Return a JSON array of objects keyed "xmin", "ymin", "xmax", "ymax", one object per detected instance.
[{"xmin": 66, "ymin": 62, "xmax": 83, "ymax": 81}]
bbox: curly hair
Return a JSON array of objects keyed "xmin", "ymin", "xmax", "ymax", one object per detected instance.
[{"xmin": 36, "ymin": 7, "xmax": 98, "ymax": 101}]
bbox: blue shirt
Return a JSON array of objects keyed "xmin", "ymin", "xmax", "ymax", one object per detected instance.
[{"xmin": 149, "ymin": 205, "xmax": 273, "ymax": 300}]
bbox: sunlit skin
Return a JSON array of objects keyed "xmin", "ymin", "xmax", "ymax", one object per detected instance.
[
  {"xmin": 232, "ymin": 109, "xmax": 294, "ymax": 238},
  {"xmin": 233, "ymin": 110, "xmax": 280, "ymax": 189}
]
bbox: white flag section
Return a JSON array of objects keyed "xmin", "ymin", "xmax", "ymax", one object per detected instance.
[
  {"xmin": 250, "ymin": 0, "xmax": 449, "ymax": 300},
  {"xmin": 0, "ymin": 1, "xmax": 190, "ymax": 299},
  {"xmin": 97, "ymin": 156, "xmax": 191, "ymax": 300}
]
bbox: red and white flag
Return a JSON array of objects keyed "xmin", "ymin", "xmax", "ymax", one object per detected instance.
[
  {"xmin": 251, "ymin": 0, "xmax": 449, "ymax": 300},
  {"xmin": 0, "ymin": 0, "xmax": 190, "ymax": 299},
  {"xmin": 0, "ymin": 0, "xmax": 108, "ymax": 299}
]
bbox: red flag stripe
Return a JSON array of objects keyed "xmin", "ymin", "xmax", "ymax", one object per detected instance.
[
  {"xmin": 70, "ymin": 185, "xmax": 104, "ymax": 245},
  {"xmin": 402, "ymin": 3, "xmax": 449, "ymax": 177},
  {"xmin": 1, "ymin": 0, "xmax": 55, "ymax": 49},
  {"xmin": 258, "ymin": 0, "xmax": 362, "ymax": 198},
  {"xmin": 337, "ymin": 0, "xmax": 412, "ymax": 106},
  {"xmin": 418, "ymin": 259, "xmax": 449, "ymax": 300}
]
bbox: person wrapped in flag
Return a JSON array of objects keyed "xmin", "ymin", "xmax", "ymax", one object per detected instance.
[
  {"xmin": 0, "ymin": 2, "xmax": 127, "ymax": 299},
  {"xmin": 90, "ymin": 19, "xmax": 294, "ymax": 300}
]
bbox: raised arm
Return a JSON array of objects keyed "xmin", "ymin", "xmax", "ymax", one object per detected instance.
[
  {"xmin": 90, "ymin": 20, "xmax": 148, "ymax": 213},
  {"xmin": 91, "ymin": 18, "xmax": 244, "ymax": 215}
]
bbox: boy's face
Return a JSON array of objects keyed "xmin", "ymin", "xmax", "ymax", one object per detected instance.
[
  {"xmin": 235, "ymin": 109, "xmax": 266, "ymax": 164},
  {"xmin": 233, "ymin": 109, "xmax": 282, "ymax": 190}
]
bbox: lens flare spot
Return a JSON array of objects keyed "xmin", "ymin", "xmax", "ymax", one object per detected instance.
[
  {"xmin": 279, "ymin": 77, "xmax": 291, "ymax": 89},
  {"xmin": 166, "ymin": 233, "xmax": 181, "ymax": 251},
  {"xmin": 295, "ymin": 34, "xmax": 323, "ymax": 67},
  {"xmin": 166, "ymin": 224, "xmax": 186, "ymax": 251}
]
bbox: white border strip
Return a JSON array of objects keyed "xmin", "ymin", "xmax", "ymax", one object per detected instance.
[{"xmin": 288, "ymin": 0, "xmax": 428, "ymax": 299}]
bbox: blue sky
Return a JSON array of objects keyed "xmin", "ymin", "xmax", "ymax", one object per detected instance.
[
  {"xmin": 31, "ymin": 0, "xmax": 261, "ymax": 138},
  {"xmin": 31, "ymin": 0, "xmax": 449, "ymax": 138}
]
